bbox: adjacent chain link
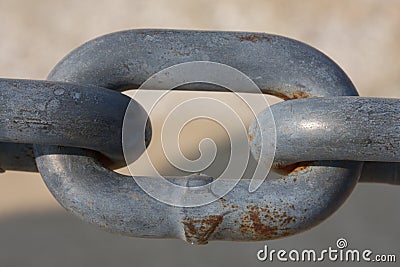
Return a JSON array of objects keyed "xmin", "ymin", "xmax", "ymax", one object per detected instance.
[{"xmin": 0, "ymin": 30, "xmax": 399, "ymax": 244}]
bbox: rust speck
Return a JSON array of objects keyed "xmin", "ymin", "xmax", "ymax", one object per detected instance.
[
  {"xmin": 248, "ymin": 134, "xmax": 253, "ymax": 142},
  {"xmin": 182, "ymin": 215, "xmax": 224, "ymax": 245},
  {"xmin": 237, "ymin": 34, "xmax": 270, "ymax": 43}
]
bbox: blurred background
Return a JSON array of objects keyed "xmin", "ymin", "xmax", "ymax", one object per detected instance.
[{"xmin": 0, "ymin": 0, "xmax": 399, "ymax": 266}]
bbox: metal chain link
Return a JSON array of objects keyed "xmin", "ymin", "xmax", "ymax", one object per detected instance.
[{"xmin": 0, "ymin": 29, "xmax": 399, "ymax": 244}]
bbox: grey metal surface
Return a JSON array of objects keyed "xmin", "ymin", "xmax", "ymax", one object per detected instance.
[
  {"xmin": 35, "ymin": 146, "xmax": 361, "ymax": 244},
  {"xmin": 47, "ymin": 30, "xmax": 358, "ymax": 98},
  {"xmin": 250, "ymin": 97, "xmax": 400, "ymax": 165},
  {"xmin": 32, "ymin": 29, "xmax": 363, "ymax": 243},
  {"xmin": 2, "ymin": 139, "xmax": 399, "ymax": 185},
  {"xmin": 0, "ymin": 78, "xmax": 151, "ymax": 168}
]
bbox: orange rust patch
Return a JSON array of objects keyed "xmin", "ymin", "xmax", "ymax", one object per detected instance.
[
  {"xmin": 237, "ymin": 34, "xmax": 270, "ymax": 43},
  {"xmin": 240, "ymin": 209, "xmax": 279, "ymax": 239},
  {"xmin": 292, "ymin": 165, "xmax": 308, "ymax": 172},
  {"xmin": 273, "ymin": 161, "xmax": 315, "ymax": 176},
  {"xmin": 182, "ymin": 215, "xmax": 224, "ymax": 244},
  {"xmin": 239, "ymin": 205, "xmax": 295, "ymax": 240},
  {"xmin": 248, "ymin": 134, "xmax": 253, "ymax": 142},
  {"xmin": 291, "ymin": 90, "xmax": 310, "ymax": 99}
]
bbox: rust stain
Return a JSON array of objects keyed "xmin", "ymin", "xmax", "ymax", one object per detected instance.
[
  {"xmin": 273, "ymin": 161, "xmax": 315, "ymax": 176},
  {"xmin": 291, "ymin": 90, "xmax": 310, "ymax": 99},
  {"xmin": 239, "ymin": 205, "xmax": 296, "ymax": 240},
  {"xmin": 248, "ymin": 134, "xmax": 253, "ymax": 142},
  {"xmin": 182, "ymin": 215, "xmax": 224, "ymax": 245},
  {"xmin": 262, "ymin": 89, "xmax": 311, "ymax": 101},
  {"xmin": 220, "ymin": 197, "xmax": 228, "ymax": 209},
  {"xmin": 237, "ymin": 34, "xmax": 270, "ymax": 43},
  {"xmin": 292, "ymin": 165, "xmax": 308, "ymax": 172}
]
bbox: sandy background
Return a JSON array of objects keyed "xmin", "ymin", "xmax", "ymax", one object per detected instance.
[{"xmin": 0, "ymin": 0, "xmax": 400, "ymax": 266}]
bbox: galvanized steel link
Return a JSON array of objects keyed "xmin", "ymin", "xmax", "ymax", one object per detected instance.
[
  {"xmin": 0, "ymin": 78, "xmax": 151, "ymax": 168},
  {"xmin": 250, "ymin": 97, "xmax": 400, "ymax": 166},
  {"xmin": 0, "ymin": 29, "xmax": 399, "ymax": 244},
  {"xmin": 36, "ymin": 29, "xmax": 362, "ymax": 243}
]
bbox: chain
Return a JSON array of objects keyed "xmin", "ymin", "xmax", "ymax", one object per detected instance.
[{"xmin": 0, "ymin": 29, "xmax": 399, "ymax": 244}]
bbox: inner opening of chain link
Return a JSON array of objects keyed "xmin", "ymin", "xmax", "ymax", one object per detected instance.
[{"xmin": 115, "ymin": 88, "xmax": 282, "ymax": 181}]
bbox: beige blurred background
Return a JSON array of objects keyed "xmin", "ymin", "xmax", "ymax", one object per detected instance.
[{"xmin": 0, "ymin": 0, "xmax": 400, "ymax": 266}]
